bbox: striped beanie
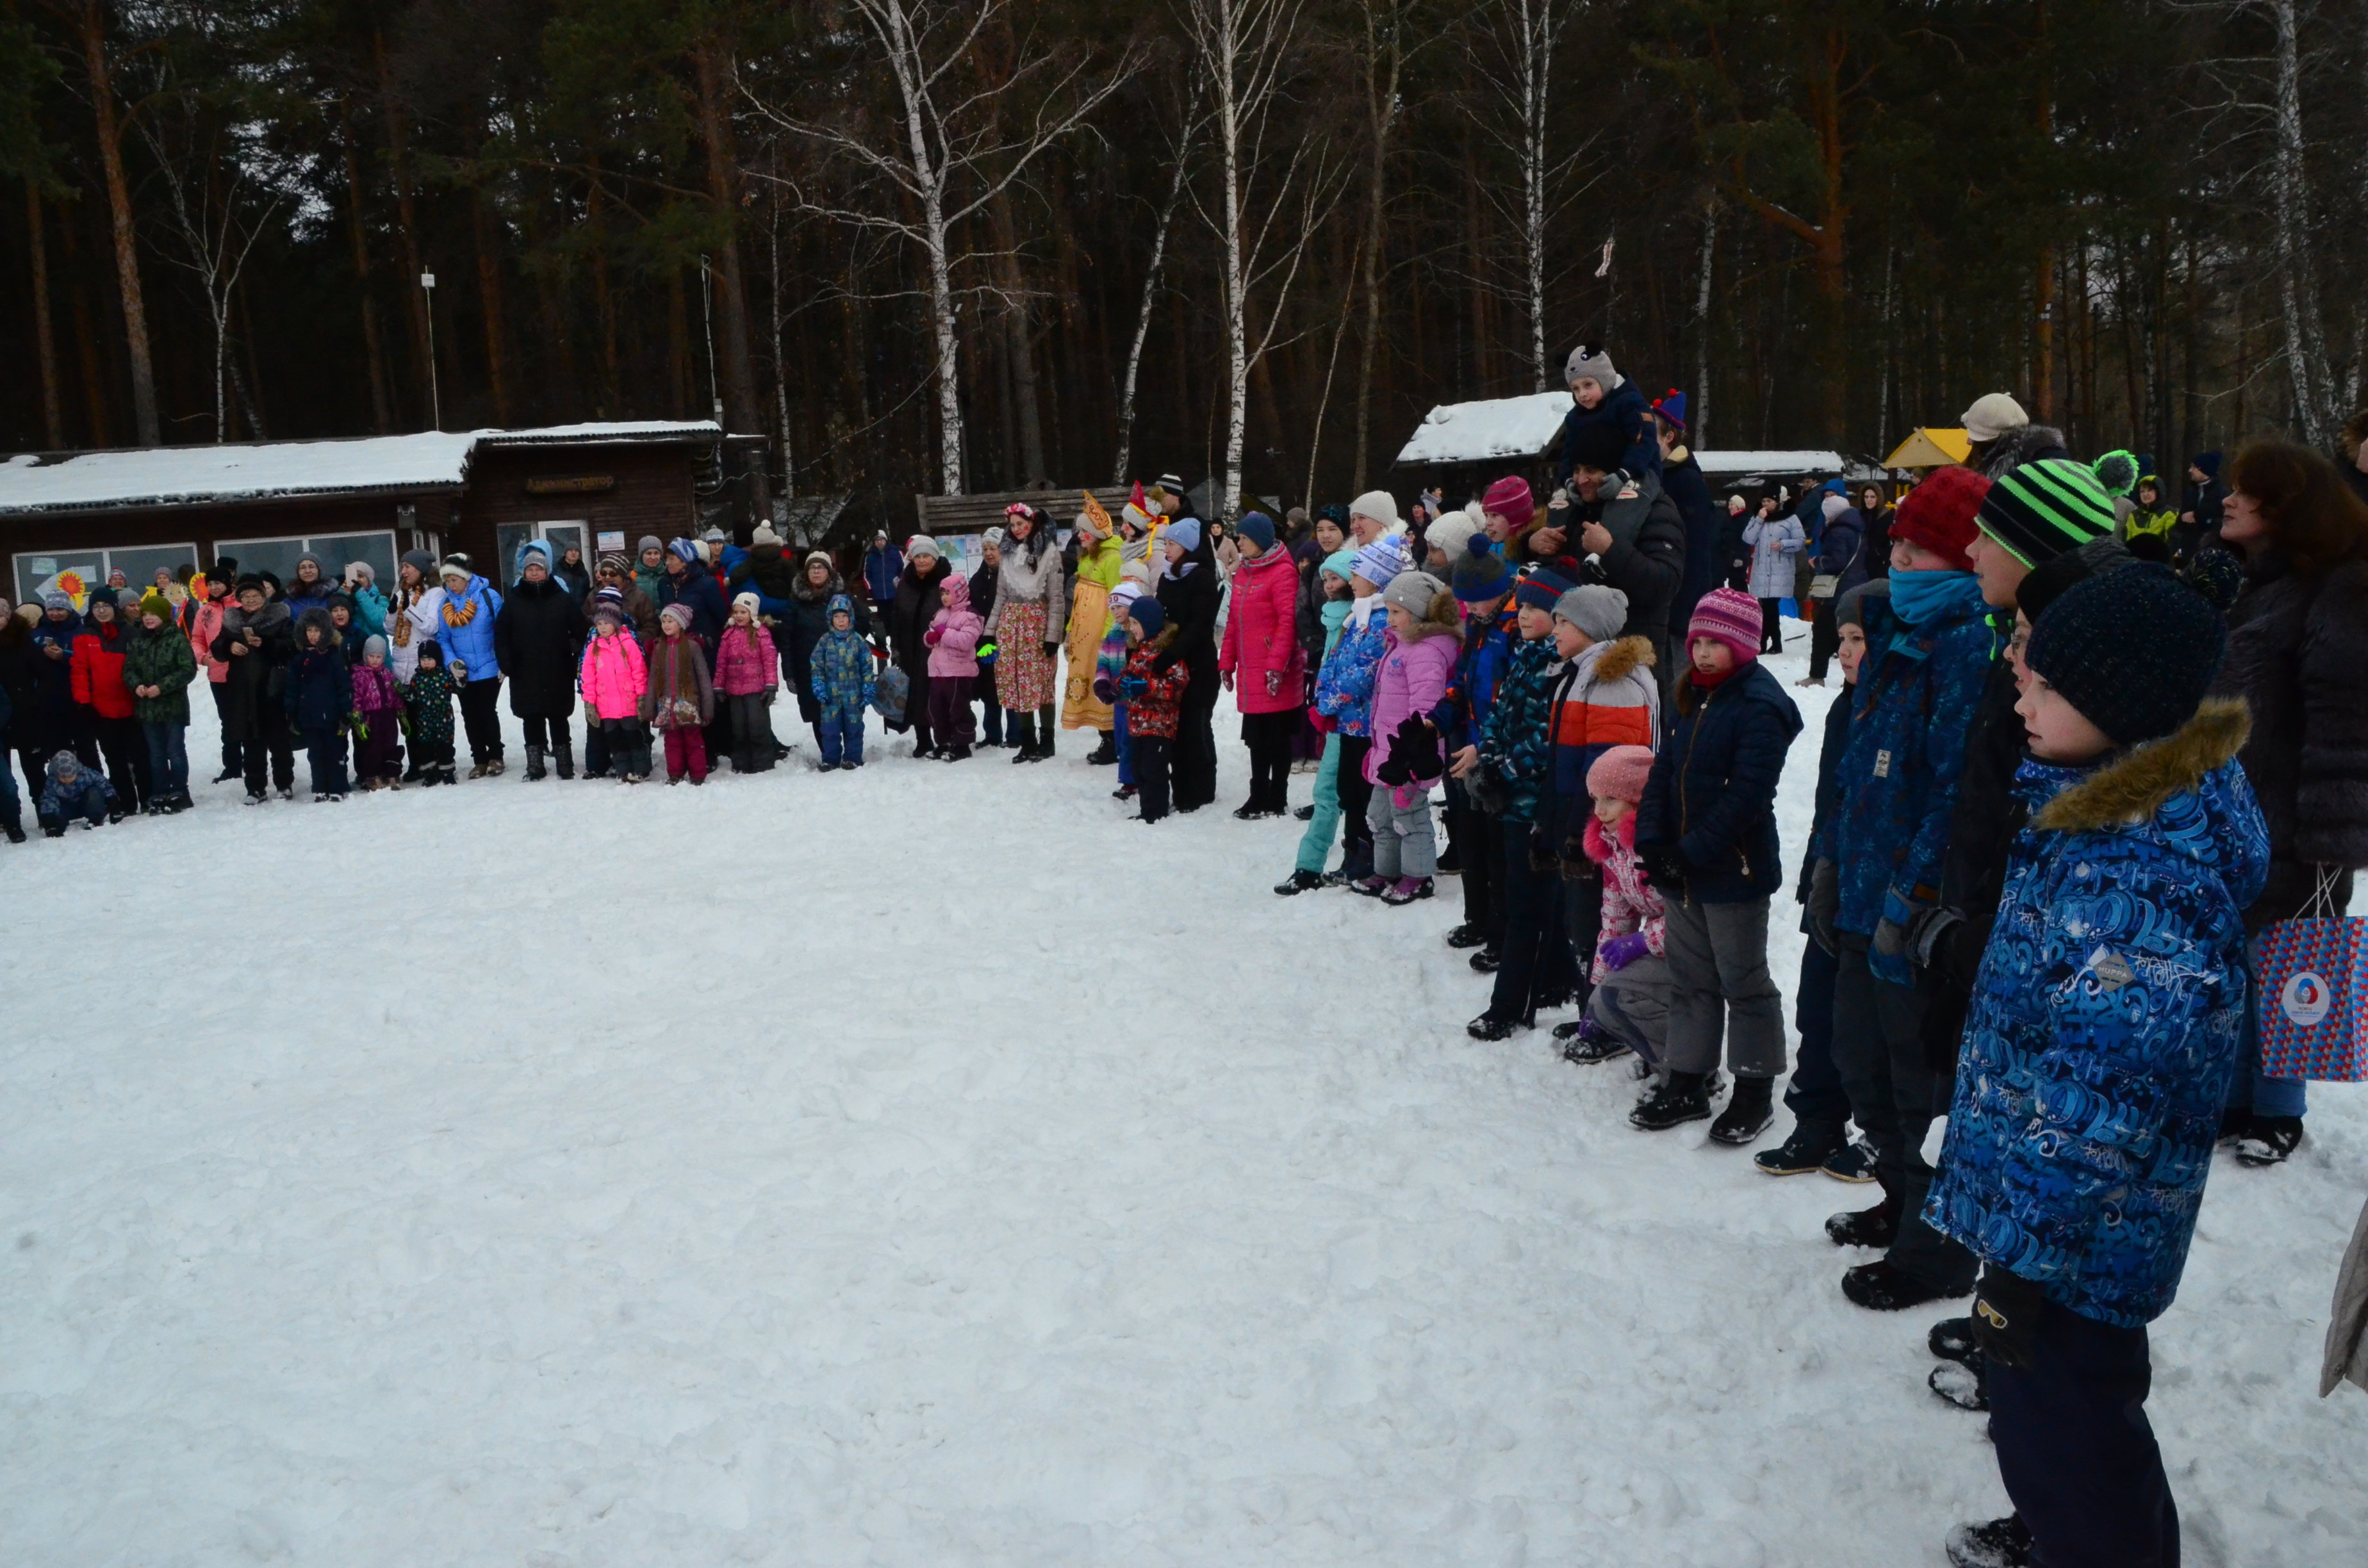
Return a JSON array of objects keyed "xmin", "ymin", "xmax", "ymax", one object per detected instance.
[
  {"xmin": 1687, "ymin": 587, "xmax": 1764, "ymax": 664},
  {"xmin": 1352, "ymin": 535, "xmax": 1407, "ymax": 590},
  {"xmin": 1515, "ymin": 565, "xmax": 1577, "ymax": 612},
  {"xmin": 1977, "ymin": 458, "xmax": 2117, "ymax": 568}
]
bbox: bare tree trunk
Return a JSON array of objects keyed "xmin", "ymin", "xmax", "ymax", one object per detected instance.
[
  {"xmin": 990, "ymin": 187, "xmax": 1046, "ymax": 484},
  {"xmin": 472, "ymin": 188, "xmax": 513, "ymax": 423},
  {"xmin": 375, "ymin": 28, "xmax": 433, "ymax": 423},
  {"xmin": 589, "ymin": 164, "xmax": 620, "ymax": 416},
  {"xmin": 1693, "ymin": 200, "xmax": 1716, "ymax": 448},
  {"xmin": 1349, "ymin": 0, "xmax": 1403, "ymax": 493},
  {"xmin": 769, "ymin": 188, "xmax": 793, "ymax": 496},
  {"xmin": 1113, "ymin": 123, "xmax": 1192, "ymax": 483},
  {"xmin": 1521, "ymin": 0, "xmax": 1554, "ymax": 391},
  {"xmin": 340, "ymin": 99, "xmax": 395, "ymax": 434},
  {"xmin": 669, "ymin": 266, "xmax": 693, "ymax": 415},
  {"xmin": 76, "ymin": 1, "xmax": 158, "ymax": 445},
  {"xmin": 1208, "ymin": 0, "xmax": 1249, "ymax": 520},
  {"xmin": 692, "ymin": 40, "xmax": 768, "ymax": 511},
  {"xmin": 26, "ymin": 184, "xmax": 63, "ymax": 447},
  {"xmin": 62, "ymin": 213, "xmax": 110, "ymax": 445},
  {"xmin": 2268, "ymin": 0, "xmax": 2333, "ymax": 445},
  {"xmin": 1304, "ymin": 248, "xmax": 1360, "ymax": 509}
]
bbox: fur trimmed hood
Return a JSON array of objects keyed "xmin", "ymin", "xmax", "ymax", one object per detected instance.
[
  {"xmin": 2034, "ymin": 698, "xmax": 2250, "ymax": 833},
  {"xmin": 1398, "ymin": 588, "xmax": 1463, "ymax": 641},
  {"xmin": 1591, "ymin": 634, "xmax": 1656, "ymax": 685},
  {"xmin": 1974, "ymin": 423, "xmax": 2070, "ymax": 480}
]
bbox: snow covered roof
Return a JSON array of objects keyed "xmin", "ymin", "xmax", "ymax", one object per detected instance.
[
  {"xmin": 1394, "ymin": 391, "xmax": 1573, "ymax": 467},
  {"xmin": 1693, "ymin": 450, "xmax": 1849, "ymax": 477},
  {"xmin": 0, "ymin": 421, "xmax": 722, "ymax": 516}
]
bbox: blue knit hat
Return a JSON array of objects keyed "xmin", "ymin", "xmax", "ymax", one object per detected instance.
[
  {"xmin": 1235, "ymin": 512, "xmax": 1275, "ymax": 553},
  {"xmin": 1319, "ymin": 548, "xmax": 1358, "ymax": 585},
  {"xmin": 1513, "ymin": 565, "xmax": 1576, "ymax": 612},
  {"xmin": 1128, "ymin": 595, "xmax": 1166, "ymax": 637},
  {"xmin": 1451, "ymin": 534, "xmax": 1514, "ymax": 602},
  {"xmin": 1165, "ymin": 518, "xmax": 1203, "ymax": 554},
  {"xmin": 668, "ymin": 537, "xmax": 703, "ymax": 566}
]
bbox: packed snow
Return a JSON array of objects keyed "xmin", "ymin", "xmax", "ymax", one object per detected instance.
[
  {"xmin": 4, "ymin": 622, "xmax": 2364, "ymax": 1566},
  {"xmin": 0, "ymin": 422, "xmax": 720, "ymax": 514}
]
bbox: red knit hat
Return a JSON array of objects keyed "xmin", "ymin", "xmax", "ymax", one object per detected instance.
[
  {"xmin": 1481, "ymin": 475, "xmax": 1534, "ymax": 523},
  {"xmin": 1889, "ymin": 466, "xmax": 1990, "ymax": 571},
  {"xmin": 1687, "ymin": 587, "xmax": 1764, "ymax": 665}
]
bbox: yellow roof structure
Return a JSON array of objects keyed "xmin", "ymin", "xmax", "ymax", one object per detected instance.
[{"xmin": 1884, "ymin": 428, "xmax": 1972, "ymax": 468}]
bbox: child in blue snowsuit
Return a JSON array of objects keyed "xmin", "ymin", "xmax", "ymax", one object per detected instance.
[
  {"xmin": 809, "ymin": 594, "xmax": 875, "ymax": 769},
  {"xmin": 1929, "ymin": 565, "xmax": 2266, "ymax": 1568},
  {"xmin": 38, "ymin": 749, "xmax": 113, "ymax": 835}
]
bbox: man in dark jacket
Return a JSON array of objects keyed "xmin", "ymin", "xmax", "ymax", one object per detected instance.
[
  {"xmin": 2176, "ymin": 451, "xmax": 2223, "ymax": 561},
  {"xmin": 863, "ymin": 530, "xmax": 903, "ymax": 650},
  {"xmin": 1801, "ymin": 494, "xmax": 1866, "ymax": 686},
  {"xmin": 728, "ymin": 527, "xmax": 804, "ymax": 617},
  {"xmin": 1651, "ymin": 393, "xmax": 1724, "ymax": 644},
  {"xmin": 211, "ymin": 578, "xmax": 297, "ymax": 801},
  {"xmin": 495, "ymin": 546, "xmax": 590, "ymax": 779},
  {"xmin": 1559, "ymin": 420, "xmax": 1687, "ymax": 680}
]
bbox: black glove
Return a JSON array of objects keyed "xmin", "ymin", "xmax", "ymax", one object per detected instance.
[
  {"xmin": 1527, "ymin": 823, "xmax": 1558, "ymax": 873},
  {"xmin": 1638, "ymin": 844, "xmax": 1686, "ymax": 894},
  {"xmin": 1971, "ymin": 1267, "xmax": 2046, "ymax": 1370},
  {"xmin": 1043, "ymin": 640, "xmax": 1060, "ymax": 657},
  {"xmin": 1807, "ymin": 858, "xmax": 1840, "ymax": 956},
  {"xmin": 1904, "ymin": 904, "xmax": 1964, "ymax": 971},
  {"xmin": 1380, "ymin": 716, "xmax": 1437, "ymax": 787}
]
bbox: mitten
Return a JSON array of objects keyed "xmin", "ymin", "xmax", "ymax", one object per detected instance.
[
  {"xmin": 1600, "ymin": 931, "xmax": 1651, "ymax": 972},
  {"xmin": 1121, "ymin": 675, "xmax": 1147, "ymax": 699},
  {"xmin": 1904, "ymin": 904, "xmax": 1963, "ymax": 970},
  {"xmin": 1971, "ymin": 1268, "xmax": 2045, "ymax": 1370}
]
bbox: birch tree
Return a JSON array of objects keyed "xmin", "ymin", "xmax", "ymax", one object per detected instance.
[
  {"xmin": 140, "ymin": 108, "xmax": 278, "ymax": 443},
  {"xmin": 1178, "ymin": 0, "xmax": 1347, "ymax": 521},
  {"xmin": 1112, "ymin": 105, "xmax": 1200, "ymax": 484},
  {"xmin": 752, "ymin": 0, "xmax": 1139, "ymax": 496}
]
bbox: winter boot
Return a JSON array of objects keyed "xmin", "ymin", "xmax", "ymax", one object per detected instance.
[
  {"xmin": 1381, "ymin": 876, "xmax": 1434, "ymax": 905},
  {"xmin": 1825, "ymin": 1195, "xmax": 1900, "ymax": 1248},
  {"xmin": 1294, "ymin": 803, "xmax": 1315, "ymax": 820},
  {"xmin": 1009, "ymin": 712, "xmax": 1038, "ymax": 763},
  {"xmin": 1629, "ymin": 1070, "xmax": 1713, "ymax": 1131},
  {"xmin": 1841, "ymin": 1259, "xmax": 1970, "ymax": 1311},
  {"xmin": 484, "ymin": 756, "xmax": 506, "ymax": 777},
  {"xmin": 1820, "ymin": 1140, "xmax": 1879, "ymax": 1182},
  {"xmin": 1036, "ymin": 720, "xmax": 1055, "ymax": 760},
  {"xmin": 1708, "ymin": 1075, "xmax": 1776, "ymax": 1146},
  {"xmin": 1468, "ymin": 946, "xmax": 1502, "ymax": 973},
  {"xmin": 1929, "ymin": 1316, "xmax": 1980, "ymax": 1365},
  {"xmin": 1087, "ymin": 732, "xmax": 1119, "ymax": 765},
  {"xmin": 1558, "ymin": 1017, "xmax": 1631, "ymax": 1065},
  {"xmin": 1944, "ymin": 1516, "xmax": 2034, "ymax": 1568},
  {"xmin": 1753, "ymin": 1120, "xmax": 1843, "ymax": 1175},
  {"xmin": 1274, "ymin": 869, "xmax": 1326, "ymax": 895},
  {"xmin": 1928, "ymin": 1358, "xmax": 1987, "ymax": 1412},
  {"xmin": 1444, "ymin": 922, "xmax": 1489, "ymax": 949},
  {"xmin": 1466, "ymin": 1012, "xmax": 1522, "ymax": 1042},
  {"xmin": 2235, "ymin": 1115, "xmax": 2304, "ymax": 1165},
  {"xmin": 2, "ymin": 813, "xmax": 22, "ymax": 845},
  {"xmin": 554, "ymin": 739, "xmax": 575, "ymax": 780},
  {"xmin": 525, "ymin": 746, "xmax": 548, "ymax": 781}
]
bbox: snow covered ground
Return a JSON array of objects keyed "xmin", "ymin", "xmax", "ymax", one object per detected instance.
[{"xmin": 4, "ymin": 621, "xmax": 2364, "ymax": 1567}]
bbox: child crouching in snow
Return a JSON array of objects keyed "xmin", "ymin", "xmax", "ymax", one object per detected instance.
[
  {"xmin": 1117, "ymin": 596, "xmax": 1188, "ymax": 822},
  {"xmin": 809, "ymin": 594, "xmax": 873, "ymax": 771},
  {"xmin": 1930, "ymin": 564, "xmax": 2263, "ymax": 1568},
  {"xmin": 1561, "ymin": 746, "xmax": 1669, "ymax": 1071},
  {"xmin": 922, "ymin": 571, "xmax": 983, "ymax": 760},
  {"xmin": 643, "ymin": 603, "xmax": 714, "ymax": 784},
  {"xmin": 580, "ymin": 605, "xmax": 652, "ymax": 783},
  {"xmin": 1358, "ymin": 569, "xmax": 1459, "ymax": 904},
  {"xmin": 38, "ymin": 749, "xmax": 113, "ymax": 835},
  {"xmin": 352, "ymin": 635, "xmax": 405, "ymax": 788}
]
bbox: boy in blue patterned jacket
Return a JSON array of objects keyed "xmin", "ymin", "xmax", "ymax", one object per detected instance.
[
  {"xmin": 809, "ymin": 594, "xmax": 875, "ymax": 770},
  {"xmin": 1932, "ymin": 564, "xmax": 2265, "ymax": 1568}
]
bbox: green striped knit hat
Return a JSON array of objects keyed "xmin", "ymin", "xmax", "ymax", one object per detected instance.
[{"xmin": 1975, "ymin": 457, "xmax": 2117, "ymax": 568}]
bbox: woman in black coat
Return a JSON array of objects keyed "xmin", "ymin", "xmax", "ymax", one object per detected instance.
[
  {"xmin": 889, "ymin": 543, "xmax": 952, "ymax": 755},
  {"xmin": 1153, "ymin": 518, "xmax": 1222, "ymax": 811},
  {"xmin": 969, "ymin": 532, "xmax": 1005, "ymax": 746},
  {"xmin": 2206, "ymin": 440, "xmax": 2368, "ymax": 1164},
  {"xmin": 777, "ymin": 550, "xmax": 866, "ymax": 740},
  {"xmin": 493, "ymin": 553, "xmax": 590, "ymax": 778}
]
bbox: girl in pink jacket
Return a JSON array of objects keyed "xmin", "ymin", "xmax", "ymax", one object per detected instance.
[
  {"xmin": 1356, "ymin": 569, "xmax": 1460, "ymax": 904},
  {"xmin": 1218, "ymin": 512, "xmax": 1308, "ymax": 818},
  {"xmin": 715, "ymin": 593, "xmax": 783, "ymax": 774},
  {"xmin": 921, "ymin": 571, "xmax": 984, "ymax": 759},
  {"xmin": 579, "ymin": 605, "xmax": 652, "ymax": 782}
]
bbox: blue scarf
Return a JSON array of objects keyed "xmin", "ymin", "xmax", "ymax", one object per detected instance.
[{"xmin": 1886, "ymin": 568, "xmax": 1984, "ymax": 628}]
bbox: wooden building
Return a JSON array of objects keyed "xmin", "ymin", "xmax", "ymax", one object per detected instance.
[{"xmin": 0, "ymin": 422, "xmax": 729, "ymax": 605}]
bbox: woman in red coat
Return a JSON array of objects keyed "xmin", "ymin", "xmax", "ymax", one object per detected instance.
[{"xmin": 1219, "ymin": 510, "xmax": 1308, "ymax": 818}]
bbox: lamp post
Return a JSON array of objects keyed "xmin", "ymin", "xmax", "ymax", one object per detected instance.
[{"xmin": 420, "ymin": 272, "xmax": 440, "ymax": 431}]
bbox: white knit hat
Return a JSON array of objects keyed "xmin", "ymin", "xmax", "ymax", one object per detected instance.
[
  {"xmin": 1424, "ymin": 506, "xmax": 1484, "ymax": 563},
  {"xmin": 732, "ymin": 591, "xmax": 762, "ymax": 619},
  {"xmin": 905, "ymin": 534, "xmax": 941, "ymax": 560},
  {"xmin": 1348, "ymin": 489, "xmax": 1401, "ymax": 530}
]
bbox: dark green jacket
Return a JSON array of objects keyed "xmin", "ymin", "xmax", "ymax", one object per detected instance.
[{"xmin": 120, "ymin": 623, "xmax": 199, "ymax": 725}]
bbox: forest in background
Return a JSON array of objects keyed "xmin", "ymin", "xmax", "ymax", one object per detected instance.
[{"xmin": 2, "ymin": 0, "xmax": 2363, "ymax": 534}]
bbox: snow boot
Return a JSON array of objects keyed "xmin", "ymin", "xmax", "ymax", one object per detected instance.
[
  {"xmin": 1444, "ymin": 922, "xmax": 1489, "ymax": 949},
  {"xmin": 1294, "ymin": 804, "xmax": 1315, "ymax": 821},
  {"xmin": 1466, "ymin": 1013, "xmax": 1522, "ymax": 1042},
  {"xmin": 1928, "ymin": 1358, "xmax": 1987, "ymax": 1412},
  {"xmin": 1820, "ymin": 1140, "xmax": 1879, "ymax": 1182},
  {"xmin": 1629, "ymin": 1070, "xmax": 1712, "ymax": 1131},
  {"xmin": 1930, "ymin": 1316, "xmax": 1980, "ymax": 1364},
  {"xmin": 1841, "ymin": 1259, "xmax": 1970, "ymax": 1311},
  {"xmin": 1009, "ymin": 712, "xmax": 1038, "ymax": 762},
  {"xmin": 1708, "ymin": 1075, "xmax": 1776, "ymax": 1146},
  {"xmin": 1351, "ymin": 875, "xmax": 1391, "ymax": 897},
  {"xmin": 525, "ymin": 746, "xmax": 548, "ymax": 781},
  {"xmin": 1558, "ymin": 1018, "xmax": 1631, "ymax": 1065},
  {"xmin": 3, "ymin": 813, "xmax": 23, "ymax": 845},
  {"xmin": 1825, "ymin": 1195, "xmax": 1900, "ymax": 1248},
  {"xmin": 1753, "ymin": 1120, "xmax": 1843, "ymax": 1176},
  {"xmin": 1037, "ymin": 723, "xmax": 1055, "ymax": 760},
  {"xmin": 1086, "ymin": 732, "xmax": 1119, "ymax": 765},
  {"xmin": 1467, "ymin": 947, "xmax": 1502, "ymax": 974},
  {"xmin": 214, "ymin": 765, "xmax": 243, "ymax": 783},
  {"xmin": 1274, "ymin": 869, "xmax": 1326, "ymax": 895},
  {"xmin": 1233, "ymin": 798, "xmax": 1267, "ymax": 819},
  {"xmin": 1381, "ymin": 876, "xmax": 1433, "ymax": 905},
  {"xmin": 555, "ymin": 739, "xmax": 575, "ymax": 780},
  {"xmin": 1944, "ymin": 1516, "xmax": 2034, "ymax": 1568},
  {"xmin": 1112, "ymin": 783, "xmax": 1137, "ymax": 801},
  {"xmin": 2235, "ymin": 1115, "xmax": 2304, "ymax": 1165},
  {"xmin": 485, "ymin": 756, "xmax": 507, "ymax": 777}
]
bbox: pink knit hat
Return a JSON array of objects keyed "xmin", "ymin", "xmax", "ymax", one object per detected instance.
[
  {"xmin": 1687, "ymin": 587, "xmax": 1763, "ymax": 665},
  {"xmin": 1481, "ymin": 475, "xmax": 1534, "ymax": 523},
  {"xmin": 1585, "ymin": 744, "xmax": 1656, "ymax": 805}
]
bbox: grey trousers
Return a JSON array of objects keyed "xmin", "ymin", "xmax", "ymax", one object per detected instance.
[
  {"xmin": 1590, "ymin": 954, "xmax": 1671, "ymax": 1066},
  {"xmin": 1367, "ymin": 785, "xmax": 1437, "ymax": 879},
  {"xmin": 1831, "ymin": 936, "xmax": 1977, "ymax": 1292},
  {"xmin": 1661, "ymin": 895, "xmax": 1788, "ymax": 1077}
]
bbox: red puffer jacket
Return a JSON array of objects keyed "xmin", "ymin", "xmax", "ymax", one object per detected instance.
[
  {"xmin": 70, "ymin": 621, "xmax": 139, "ymax": 720},
  {"xmin": 1218, "ymin": 544, "xmax": 1306, "ymax": 714}
]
